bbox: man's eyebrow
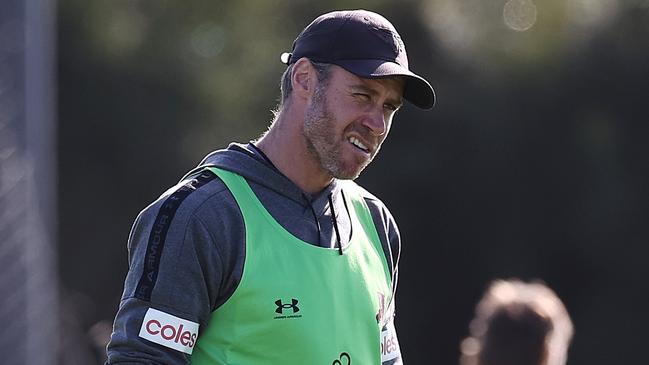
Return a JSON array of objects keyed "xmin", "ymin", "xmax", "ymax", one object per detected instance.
[
  {"xmin": 349, "ymin": 83, "xmax": 403, "ymax": 108},
  {"xmin": 349, "ymin": 83, "xmax": 377, "ymax": 94}
]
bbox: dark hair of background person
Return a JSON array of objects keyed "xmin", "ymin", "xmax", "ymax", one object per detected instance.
[{"xmin": 460, "ymin": 279, "xmax": 574, "ymax": 365}]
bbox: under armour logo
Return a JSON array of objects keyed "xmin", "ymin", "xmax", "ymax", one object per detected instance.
[
  {"xmin": 371, "ymin": 27, "xmax": 405, "ymax": 57},
  {"xmin": 275, "ymin": 299, "xmax": 299, "ymax": 314}
]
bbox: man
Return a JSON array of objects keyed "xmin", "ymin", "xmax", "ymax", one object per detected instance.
[
  {"xmin": 459, "ymin": 279, "xmax": 574, "ymax": 365},
  {"xmin": 107, "ymin": 9, "xmax": 434, "ymax": 364}
]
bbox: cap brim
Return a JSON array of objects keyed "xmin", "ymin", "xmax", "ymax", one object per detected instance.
[{"xmin": 334, "ymin": 59, "xmax": 436, "ymax": 109}]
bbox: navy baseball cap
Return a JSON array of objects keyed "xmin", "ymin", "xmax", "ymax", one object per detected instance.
[{"xmin": 281, "ymin": 10, "xmax": 435, "ymax": 109}]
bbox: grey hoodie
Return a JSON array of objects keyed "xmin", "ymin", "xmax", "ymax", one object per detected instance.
[{"xmin": 106, "ymin": 142, "xmax": 402, "ymax": 364}]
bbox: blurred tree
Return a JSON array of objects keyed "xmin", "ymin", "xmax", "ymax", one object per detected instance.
[{"xmin": 58, "ymin": 1, "xmax": 649, "ymax": 364}]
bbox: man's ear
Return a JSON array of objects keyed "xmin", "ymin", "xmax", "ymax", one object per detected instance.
[{"xmin": 291, "ymin": 57, "xmax": 316, "ymax": 99}]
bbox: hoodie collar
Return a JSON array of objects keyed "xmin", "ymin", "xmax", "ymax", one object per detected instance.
[{"xmin": 200, "ymin": 142, "xmax": 343, "ymax": 209}]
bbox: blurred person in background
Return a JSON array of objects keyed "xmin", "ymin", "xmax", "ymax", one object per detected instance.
[
  {"xmin": 460, "ymin": 279, "xmax": 574, "ymax": 365},
  {"xmin": 106, "ymin": 9, "xmax": 434, "ymax": 364}
]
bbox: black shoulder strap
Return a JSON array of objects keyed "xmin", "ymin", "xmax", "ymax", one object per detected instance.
[{"xmin": 178, "ymin": 164, "xmax": 219, "ymax": 183}]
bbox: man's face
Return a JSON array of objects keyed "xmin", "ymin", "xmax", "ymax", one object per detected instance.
[{"xmin": 303, "ymin": 65, "xmax": 404, "ymax": 180}]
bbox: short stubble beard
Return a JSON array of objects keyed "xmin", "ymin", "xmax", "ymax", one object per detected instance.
[{"xmin": 303, "ymin": 85, "xmax": 373, "ymax": 180}]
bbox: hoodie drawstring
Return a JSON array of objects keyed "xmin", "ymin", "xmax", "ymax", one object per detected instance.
[
  {"xmin": 303, "ymin": 193, "xmax": 323, "ymax": 248},
  {"xmin": 329, "ymin": 190, "xmax": 352, "ymax": 256},
  {"xmin": 250, "ymin": 143, "xmax": 352, "ymax": 255},
  {"xmin": 328, "ymin": 193, "xmax": 343, "ymax": 255}
]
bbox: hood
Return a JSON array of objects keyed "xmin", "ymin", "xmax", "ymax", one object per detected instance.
[
  {"xmin": 188, "ymin": 142, "xmax": 350, "ymax": 253},
  {"xmin": 195, "ymin": 142, "xmax": 343, "ymax": 208}
]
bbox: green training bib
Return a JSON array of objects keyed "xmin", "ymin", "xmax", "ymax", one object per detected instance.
[{"xmin": 190, "ymin": 168, "xmax": 392, "ymax": 365}]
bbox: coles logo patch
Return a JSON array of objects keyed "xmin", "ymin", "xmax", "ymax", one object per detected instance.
[
  {"xmin": 381, "ymin": 321, "xmax": 401, "ymax": 363},
  {"xmin": 138, "ymin": 308, "xmax": 199, "ymax": 354}
]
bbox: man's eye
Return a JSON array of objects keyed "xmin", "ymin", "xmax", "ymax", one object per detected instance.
[
  {"xmin": 384, "ymin": 103, "xmax": 398, "ymax": 111},
  {"xmin": 354, "ymin": 93, "xmax": 370, "ymax": 101}
]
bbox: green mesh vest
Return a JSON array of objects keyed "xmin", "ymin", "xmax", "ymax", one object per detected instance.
[{"xmin": 190, "ymin": 168, "xmax": 392, "ymax": 365}]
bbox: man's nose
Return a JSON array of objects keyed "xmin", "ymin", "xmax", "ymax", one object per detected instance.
[{"xmin": 362, "ymin": 107, "xmax": 387, "ymax": 136}]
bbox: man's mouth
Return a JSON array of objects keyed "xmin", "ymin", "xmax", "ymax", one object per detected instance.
[{"xmin": 348, "ymin": 136, "xmax": 370, "ymax": 153}]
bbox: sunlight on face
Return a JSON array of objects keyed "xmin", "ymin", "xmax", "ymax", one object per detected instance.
[{"xmin": 303, "ymin": 66, "xmax": 404, "ymax": 180}]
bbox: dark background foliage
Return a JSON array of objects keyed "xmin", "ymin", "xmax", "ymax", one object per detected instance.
[{"xmin": 57, "ymin": 0, "xmax": 649, "ymax": 363}]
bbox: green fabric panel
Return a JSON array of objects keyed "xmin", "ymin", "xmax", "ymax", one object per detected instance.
[{"xmin": 191, "ymin": 168, "xmax": 391, "ymax": 365}]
